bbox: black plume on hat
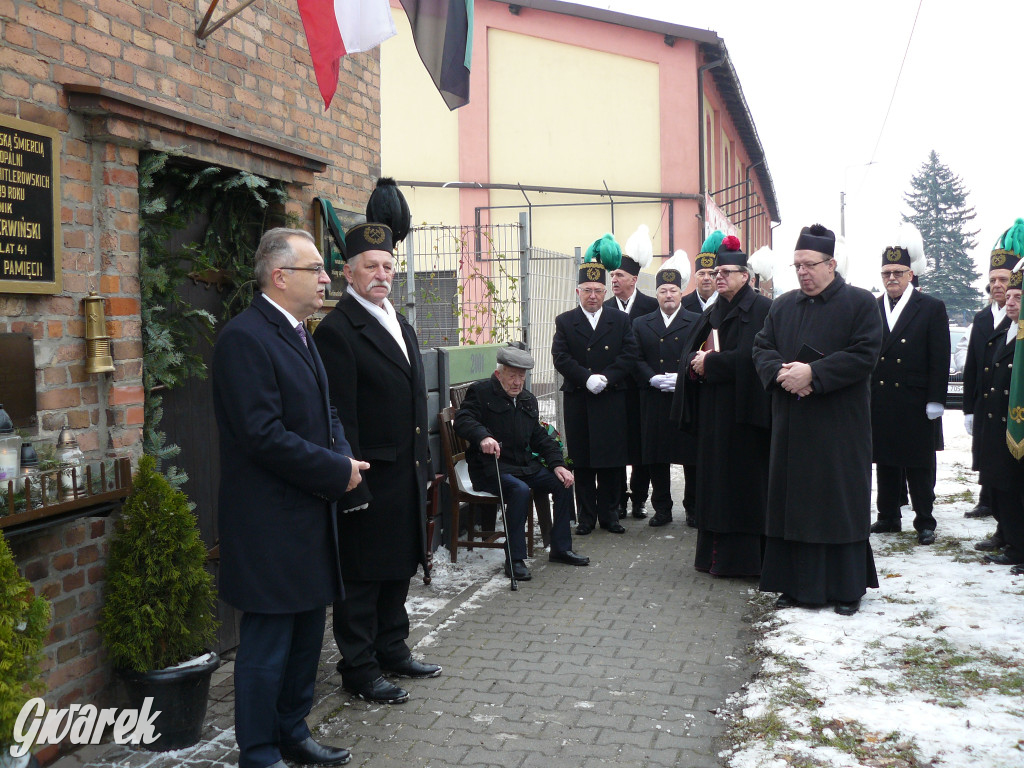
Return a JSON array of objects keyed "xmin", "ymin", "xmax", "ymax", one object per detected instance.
[
  {"xmin": 795, "ymin": 223, "xmax": 836, "ymax": 257},
  {"xmin": 365, "ymin": 178, "xmax": 411, "ymax": 245}
]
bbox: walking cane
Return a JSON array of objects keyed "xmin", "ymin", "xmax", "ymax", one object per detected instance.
[{"xmin": 493, "ymin": 451, "xmax": 518, "ymax": 591}]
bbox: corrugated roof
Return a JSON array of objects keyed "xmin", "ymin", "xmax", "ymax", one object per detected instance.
[{"xmin": 490, "ymin": 0, "xmax": 779, "ymax": 223}]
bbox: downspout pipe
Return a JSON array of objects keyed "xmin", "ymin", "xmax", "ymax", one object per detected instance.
[{"xmin": 697, "ymin": 55, "xmax": 725, "ymax": 237}]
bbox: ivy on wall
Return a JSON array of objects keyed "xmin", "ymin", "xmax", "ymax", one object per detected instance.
[{"xmin": 139, "ymin": 153, "xmax": 290, "ymax": 484}]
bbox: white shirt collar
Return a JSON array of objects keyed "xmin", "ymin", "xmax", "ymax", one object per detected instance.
[
  {"xmin": 884, "ymin": 284, "xmax": 914, "ymax": 331},
  {"xmin": 580, "ymin": 304, "xmax": 603, "ymax": 329},
  {"xmin": 698, "ymin": 291, "xmax": 717, "ymax": 311},
  {"xmin": 348, "ymin": 288, "xmax": 410, "ymax": 362},
  {"xmin": 261, "ymin": 293, "xmax": 303, "ymax": 330},
  {"xmin": 992, "ymin": 301, "xmax": 1007, "ymax": 327},
  {"xmin": 1008, "ymin": 320, "xmax": 1018, "ymax": 347},
  {"xmin": 617, "ymin": 291, "xmax": 635, "ymax": 314},
  {"xmin": 661, "ymin": 306, "xmax": 680, "ymax": 328}
]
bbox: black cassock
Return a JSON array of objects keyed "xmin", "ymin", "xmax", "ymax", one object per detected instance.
[
  {"xmin": 673, "ymin": 283, "xmax": 771, "ymax": 576},
  {"xmin": 751, "ymin": 274, "xmax": 882, "ymax": 603}
]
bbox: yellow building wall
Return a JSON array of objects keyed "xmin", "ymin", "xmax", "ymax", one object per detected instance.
[
  {"xmin": 379, "ymin": 10, "xmax": 461, "ymax": 228},
  {"xmin": 485, "ymin": 29, "xmax": 662, "ymax": 262}
]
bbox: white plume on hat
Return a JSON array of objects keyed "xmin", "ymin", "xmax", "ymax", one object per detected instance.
[
  {"xmin": 624, "ymin": 225, "xmax": 654, "ymax": 270},
  {"xmin": 660, "ymin": 249, "xmax": 690, "ymax": 286},
  {"xmin": 833, "ymin": 235, "xmax": 850, "ymax": 278},
  {"xmin": 894, "ymin": 221, "xmax": 927, "ymax": 276},
  {"xmin": 748, "ymin": 246, "xmax": 774, "ymax": 281}
]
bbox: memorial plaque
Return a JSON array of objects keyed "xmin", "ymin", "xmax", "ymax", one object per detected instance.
[
  {"xmin": 0, "ymin": 333, "xmax": 37, "ymax": 429},
  {"xmin": 0, "ymin": 115, "xmax": 61, "ymax": 294}
]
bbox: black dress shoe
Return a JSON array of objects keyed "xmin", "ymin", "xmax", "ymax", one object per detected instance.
[
  {"xmin": 870, "ymin": 519, "xmax": 901, "ymax": 533},
  {"xmin": 575, "ymin": 524, "xmax": 593, "ymax": 536},
  {"xmin": 775, "ymin": 594, "xmax": 801, "ymax": 609},
  {"xmin": 685, "ymin": 514, "xmax": 697, "ymax": 528},
  {"xmin": 381, "ymin": 657, "xmax": 442, "ymax": 679},
  {"xmin": 975, "ymin": 533, "xmax": 1004, "ymax": 551},
  {"xmin": 280, "ymin": 737, "xmax": 351, "ymax": 766},
  {"xmin": 602, "ymin": 523, "xmax": 626, "ymax": 534},
  {"xmin": 504, "ymin": 559, "xmax": 532, "ymax": 581},
  {"xmin": 985, "ymin": 553, "xmax": 1021, "ymax": 566},
  {"xmin": 617, "ymin": 506, "xmax": 627, "ymax": 520},
  {"xmin": 1010, "ymin": 564, "xmax": 1024, "ymax": 576},
  {"xmin": 631, "ymin": 505, "xmax": 648, "ymax": 519},
  {"xmin": 549, "ymin": 549, "xmax": 590, "ymax": 566},
  {"xmin": 649, "ymin": 513, "xmax": 672, "ymax": 527},
  {"xmin": 345, "ymin": 676, "xmax": 409, "ymax": 704},
  {"xmin": 965, "ymin": 504, "xmax": 993, "ymax": 518},
  {"xmin": 834, "ymin": 599, "xmax": 861, "ymax": 616},
  {"xmin": 917, "ymin": 529, "xmax": 936, "ymax": 545}
]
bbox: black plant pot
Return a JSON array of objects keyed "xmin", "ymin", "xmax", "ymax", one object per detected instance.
[{"xmin": 118, "ymin": 651, "xmax": 220, "ymax": 752}]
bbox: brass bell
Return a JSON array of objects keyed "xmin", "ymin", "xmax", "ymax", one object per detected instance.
[{"xmin": 82, "ymin": 291, "xmax": 115, "ymax": 374}]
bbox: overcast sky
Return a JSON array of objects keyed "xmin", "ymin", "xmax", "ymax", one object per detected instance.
[{"xmin": 568, "ymin": 0, "xmax": 1024, "ymax": 294}]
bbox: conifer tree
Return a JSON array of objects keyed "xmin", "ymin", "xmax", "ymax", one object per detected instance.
[{"xmin": 903, "ymin": 151, "xmax": 982, "ymax": 324}]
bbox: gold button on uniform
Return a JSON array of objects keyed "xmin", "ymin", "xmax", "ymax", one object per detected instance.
[{"xmin": 415, "ymin": 427, "xmax": 421, "ymax": 434}]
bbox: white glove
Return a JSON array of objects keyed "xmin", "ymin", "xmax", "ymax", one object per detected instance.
[
  {"xmin": 650, "ymin": 374, "xmax": 668, "ymax": 389},
  {"xmin": 586, "ymin": 374, "xmax": 607, "ymax": 394},
  {"xmin": 658, "ymin": 373, "xmax": 678, "ymax": 392},
  {"xmin": 926, "ymin": 402, "xmax": 944, "ymax": 420},
  {"xmin": 964, "ymin": 413, "xmax": 974, "ymax": 436}
]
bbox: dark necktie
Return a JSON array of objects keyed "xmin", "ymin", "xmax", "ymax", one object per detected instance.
[
  {"xmin": 889, "ymin": 297, "xmax": 899, "ymax": 311},
  {"xmin": 295, "ymin": 323, "xmax": 309, "ymax": 348}
]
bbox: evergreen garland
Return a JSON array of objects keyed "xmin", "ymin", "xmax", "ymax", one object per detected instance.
[
  {"xmin": 902, "ymin": 150, "xmax": 982, "ymax": 324},
  {"xmin": 98, "ymin": 456, "xmax": 216, "ymax": 672},
  {"xmin": 0, "ymin": 535, "xmax": 49, "ymax": 747}
]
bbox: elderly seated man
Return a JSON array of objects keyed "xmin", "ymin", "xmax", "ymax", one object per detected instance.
[{"xmin": 455, "ymin": 342, "xmax": 589, "ymax": 580}]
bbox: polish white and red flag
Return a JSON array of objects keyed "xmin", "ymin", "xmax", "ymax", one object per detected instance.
[{"xmin": 296, "ymin": 0, "xmax": 397, "ymax": 109}]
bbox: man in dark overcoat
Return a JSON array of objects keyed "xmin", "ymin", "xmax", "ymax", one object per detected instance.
[
  {"xmin": 963, "ymin": 245, "xmax": 1013, "ymax": 529},
  {"xmin": 632, "ymin": 256, "xmax": 700, "ymax": 527},
  {"xmin": 869, "ymin": 233, "xmax": 950, "ymax": 545},
  {"xmin": 751, "ymin": 224, "xmax": 882, "ymax": 616},
  {"xmin": 213, "ymin": 228, "xmax": 366, "ymax": 768},
  {"xmin": 552, "ymin": 235, "xmax": 639, "ymax": 536},
  {"xmin": 455, "ymin": 343, "xmax": 589, "ymax": 580},
  {"xmin": 974, "ymin": 271, "xmax": 1024, "ymax": 567},
  {"xmin": 674, "ymin": 235, "xmax": 772, "ymax": 576},
  {"xmin": 314, "ymin": 222, "xmax": 440, "ymax": 706},
  {"xmin": 605, "ymin": 235, "xmax": 658, "ymax": 520}
]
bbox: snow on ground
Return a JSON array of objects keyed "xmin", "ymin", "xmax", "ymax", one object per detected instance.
[{"xmin": 723, "ymin": 411, "xmax": 1024, "ymax": 768}]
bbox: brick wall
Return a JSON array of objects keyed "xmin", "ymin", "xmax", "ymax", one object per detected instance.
[{"xmin": 1, "ymin": 0, "xmax": 382, "ymax": 738}]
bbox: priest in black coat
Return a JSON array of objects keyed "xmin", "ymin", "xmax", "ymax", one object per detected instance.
[
  {"xmin": 675, "ymin": 235, "xmax": 772, "ymax": 576},
  {"xmin": 869, "ymin": 232, "xmax": 950, "ymax": 544},
  {"xmin": 604, "ymin": 230, "xmax": 659, "ymax": 520},
  {"xmin": 632, "ymin": 256, "xmax": 700, "ymax": 527},
  {"xmin": 314, "ymin": 223, "xmax": 440, "ymax": 707},
  {"xmin": 963, "ymin": 246, "xmax": 1014, "ymax": 522},
  {"xmin": 752, "ymin": 224, "xmax": 882, "ymax": 616},
  {"xmin": 553, "ymin": 235, "xmax": 639, "ymax": 536}
]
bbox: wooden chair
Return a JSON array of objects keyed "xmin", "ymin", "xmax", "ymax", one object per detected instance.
[
  {"xmin": 422, "ymin": 472, "xmax": 445, "ymax": 585},
  {"xmin": 438, "ymin": 406, "xmax": 533, "ymax": 563},
  {"xmin": 449, "ymin": 381, "xmax": 473, "ymax": 409}
]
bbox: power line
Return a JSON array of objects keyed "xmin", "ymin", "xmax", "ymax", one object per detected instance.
[{"xmin": 867, "ymin": 0, "xmax": 924, "ymax": 166}]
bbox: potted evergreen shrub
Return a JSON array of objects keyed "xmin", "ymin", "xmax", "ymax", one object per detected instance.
[
  {"xmin": 0, "ymin": 533, "xmax": 49, "ymax": 768},
  {"xmin": 99, "ymin": 455, "xmax": 219, "ymax": 752}
]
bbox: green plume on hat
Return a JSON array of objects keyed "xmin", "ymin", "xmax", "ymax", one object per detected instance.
[
  {"xmin": 997, "ymin": 218, "xmax": 1024, "ymax": 258},
  {"xmin": 584, "ymin": 233, "xmax": 622, "ymax": 271},
  {"xmin": 699, "ymin": 230, "xmax": 725, "ymax": 256}
]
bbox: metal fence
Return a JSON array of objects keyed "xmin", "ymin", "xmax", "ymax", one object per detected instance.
[{"xmin": 396, "ymin": 213, "xmax": 579, "ymax": 431}]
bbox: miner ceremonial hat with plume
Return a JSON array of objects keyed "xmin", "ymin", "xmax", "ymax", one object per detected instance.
[
  {"xmin": 695, "ymin": 230, "xmax": 724, "ymax": 272},
  {"xmin": 620, "ymin": 225, "xmax": 654, "ymax": 276},
  {"xmin": 881, "ymin": 221, "xmax": 927, "ymax": 274},
  {"xmin": 994, "ymin": 217, "xmax": 1024, "ymax": 272},
  {"xmin": 657, "ymin": 250, "xmax": 690, "ymax": 288},
  {"xmin": 364, "ymin": 177, "xmax": 412, "ymax": 247},
  {"xmin": 716, "ymin": 234, "xmax": 746, "ymax": 267},
  {"xmin": 579, "ymin": 233, "xmax": 622, "ymax": 284}
]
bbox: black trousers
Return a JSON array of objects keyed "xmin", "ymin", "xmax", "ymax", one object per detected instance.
[
  {"xmin": 646, "ymin": 463, "xmax": 696, "ymax": 518},
  {"xmin": 993, "ymin": 488, "xmax": 1024, "ymax": 562},
  {"xmin": 876, "ymin": 461, "xmax": 936, "ymax": 532},
  {"xmin": 574, "ymin": 466, "xmax": 622, "ymax": 530},
  {"xmin": 235, "ymin": 607, "xmax": 325, "ymax": 768},
  {"xmin": 616, "ymin": 464, "xmax": 651, "ymax": 510},
  {"xmin": 333, "ymin": 579, "xmax": 411, "ymax": 689}
]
